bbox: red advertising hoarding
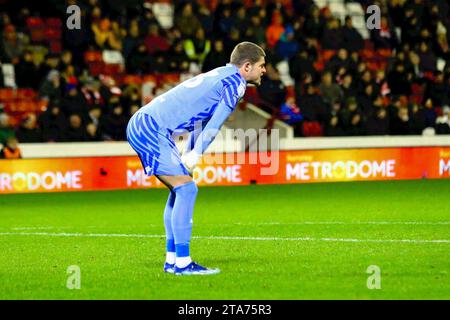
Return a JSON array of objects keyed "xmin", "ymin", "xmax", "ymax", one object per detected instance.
[{"xmin": 1, "ymin": 147, "xmax": 449, "ymax": 194}]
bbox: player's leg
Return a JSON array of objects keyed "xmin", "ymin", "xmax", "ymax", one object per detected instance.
[
  {"xmin": 157, "ymin": 175, "xmax": 193, "ymax": 273},
  {"xmin": 156, "ymin": 174, "xmax": 220, "ymax": 276}
]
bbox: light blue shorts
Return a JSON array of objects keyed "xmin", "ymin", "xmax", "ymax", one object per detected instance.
[{"xmin": 126, "ymin": 112, "xmax": 190, "ymax": 176}]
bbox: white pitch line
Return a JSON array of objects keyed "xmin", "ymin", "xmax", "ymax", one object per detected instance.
[
  {"xmin": 7, "ymin": 221, "xmax": 450, "ymax": 231},
  {"xmin": 0, "ymin": 232, "xmax": 449, "ymax": 244},
  {"xmin": 235, "ymin": 221, "xmax": 450, "ymax": 226}
]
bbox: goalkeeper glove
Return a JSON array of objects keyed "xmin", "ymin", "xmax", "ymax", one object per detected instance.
[{"xmin": 181, "ymin": 151, "xmax": 200, "ymax": 175}]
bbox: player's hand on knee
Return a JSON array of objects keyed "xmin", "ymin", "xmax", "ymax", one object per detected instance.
[{"xmin": 181, "ymin": 151, "xmax": 200, "ymax": 176}]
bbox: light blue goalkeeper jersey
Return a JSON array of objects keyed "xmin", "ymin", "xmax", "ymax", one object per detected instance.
[{"xmin": 139, "ymin": 63, "xmax": 247, "ymax": 154}]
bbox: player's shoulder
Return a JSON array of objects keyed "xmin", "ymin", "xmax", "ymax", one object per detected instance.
[{"xmin": 215, "ymin": 64, "xmax": 246, "ymax": 95}]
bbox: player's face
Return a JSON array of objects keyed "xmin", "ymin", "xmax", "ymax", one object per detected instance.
[{"xmin": 247, "ymin": 57, "xmax": 266, "ymax": 86}]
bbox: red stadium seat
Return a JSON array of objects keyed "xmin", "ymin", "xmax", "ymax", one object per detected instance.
[
  {"xmin": 26, "ymin": 17, "xmax": 44, "ymax": 27},
  {"xmin": 0, "ymin": 88, "xmax": 15, "ymax": 101},
  {"xmin": 377, "ymin": 49, "xmax": 392, "ymax": 58},
  {"xmin": 302, "ymin": 121, "xmax": 323, "ymax": 137},
  {"xmin": 122, "ymin": 75, "xmax": 143, "ymax": 85},
  {"xmin": 158, "ymin": 74, "xmax": 180, "ymax": 86},
  {"xmin": 49, "ymin": 41, "xmax": 62, "ymax": 54},
  {"xmin": 84, "ymin": 51, "xmax": 103, "ymax": 63},
  {"xmin": 286, "ymin": 85, "xmax": 295, "ymax": 99},
  {"xmin": 16, "ymin": 89, "xmax": 37, "ymax": 101},
  {"xmin": 313, "ymin": 61, "xmax": 324, "ymax": 72},
  {"xmin": 103, "ymin": 64, "xmax": 124, "ymax": 76},
  {"xmin": 45, "ymin": 28, "xmax": 62, "ymax": 40},
  {"xmin": 88, "ymin": 61, "xmax": 106, "ymax": 76},
  {"xmin": 45, "ymin": 18, "xmax": 62, "ymax": 28},
  {"xmin": 321, "ymin": 50, "xmax": 337, "ymax": 62}
]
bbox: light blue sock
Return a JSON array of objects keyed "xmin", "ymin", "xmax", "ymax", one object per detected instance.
[
  {"xmin": 163, "ymin": 191, "xmax": 176, "ymax": 254},
  {"xmin": 171, "ymin": 181, "xmax": 198, "ymax": 259}
]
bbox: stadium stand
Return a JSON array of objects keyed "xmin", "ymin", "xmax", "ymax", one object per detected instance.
[{"xmin": 0, "ymin": 0, "xmax": 449, "ymax": 145}]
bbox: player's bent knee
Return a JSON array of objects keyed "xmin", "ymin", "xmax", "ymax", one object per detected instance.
[{"xmin": 173, "ymin": 181, "xmax": 198, "ymax": 198}]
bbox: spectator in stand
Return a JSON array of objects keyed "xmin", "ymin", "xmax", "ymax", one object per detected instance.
[
  {"xmin": 325, "ymin": 49, "xmax": 350, "ymax": 77},
  {"xmin": 340, "ymin": 97, "xmax": 362, "ymax": 133},
  {"xmin": 325, "ymin": 115, "xmax": 345, "ymax": 136},
  {"xmin": 257, "ymin": 63, "xmax": 286, "ymax": 113},
  {"xmin": 39, "ymin": 103, "xmax": 68, "ymax": 142},
  {"xmin": 91, "ymin": 18, "xmax": 122, "ymax": 51},
  {"xmin": 387, "ymin": 63, "xmax": 412, "ymax": 97},
  {"xmin": 81, "ymin": 77, "xmax": 105, "ymax": 112},
  {"xmin": 15, "ymin": 113, "xmax": 42, "ymax": 143},
  {"xmin": 279, "ymin": 96, "xmax": 303, "ymax": 130},
  {"xmin": 224, "ymin": 28, "xmax": 242, "ymax": 57},
  {"xmin": 139, "ymin": 4, "xmax": 161, "ymax": 33},
  {"xmin": 340, "ymin": 73, "xmax": 357, "ymax": 97},
  {"xmin": 318, "ymin": 71, "xmax": 344, "ymax": 108},
  {"xmin": 321, "ymin": 18, "xmax": 342, "ymax": 50},
  {"xmin": 150, "ymin": 53, "xmax": 169, "ymax": 73},
  {"xmin": 244, "ymin": 15, "xmax": 266, "ymax": 45},
  {"xmin": 424, "ymin": 71, "xmax": 449, "ymax": 107},
  {"xmin": 417, "ymin": 41, "xmax": 437, "ymax": 73},
  {"xmin": 217, "ymin": 6, "xmax": 234, "ymax": 39},
  {"xmin": 100, "ymin": 103, "xmax": 127, "ymax": 141},
  {"xmin": 233, "ymin": 5, "xmax": 249, "ymax": 36},
  {"xmin": 304, "ymin": 5, "xmax": 324, "ymax": 41},
  {"xmin": 366, "ymin": 107, "xmax": 390, "ymax": 135},
  {"xmin": 122, "ymin": 20, "xmax": 141, "ymax": 62},
  {"xmin": 175, "ymin": 3, "xmax": 202, "ymax": 38},
  {"xmin": 410, "ymin": 103, "xmax": 427, "ymax": 134},
  {"xmin": 197, "ymin": 4, "xmax": 213, "ymax": 37},
  {"xmin": 371, "ymin": 16, "xmax": 398, "ymax": 49},
  {"xmin": 0, "ymin": 113, "xmax": 14, "ymax": 145},
  {"xmin": 0, "ymin": 136, "xmax": 21, "ymax": 159},
  {"xmin": 435, "ymin": 106, "xmax": 450, "ymax": 134},
  {"xmin": 275, "ymin": 25, "xmax": 300, "ymax": 60},
  {"xmin": 37, "ymin": 53, "xmax": 61, "ymax": 86},
  {"xmin": 144, "ymin": 24, "xmax": 170, "ymax": 55},
  {"xmin": 15, "ymin": 50, "xmax": 38, "ymax": 89},
  {"xmin": 342, "ymin": 16, "xmax": 364, "ymax": 52},
  {"xmin": 127, "ymin": 41, "xmax": 152, "ymax": 74},
  {"xmin": 401, "ymin": 9, "xmax": 421, "ymax": 47},
  {"xmin": 297, "ymin": 84, "xmax": 327, "ymax": 123},
  {"xmin": 289, "ymin": 49, "xmax": 316, "ymax": 84},
  {"xmin": 1, "ymin": 24, "xmax": 25, "ymax": 64},
  {"xmin": 357, "ymin": 84, "xmax": 376, "ymax": 118},
  {"xmin": 66, "ymin": 114, "xmax": 87, "ymax": 142},
  {"xmin": 391, "ymin": 107, "xmax": 413, "ymax": 135},
  {"xmin": 183, "ymin": 27, "xmax": 211, "ymax": 67},
  {"xmin": 422, "ymin": 98, "xmax": 438, "ymax": 129},
  {"xmin": 167, "ymin": 40, "xmax": 190, "ymax": 72},
  {"xmin": 86, "ymin": 122, "xmax": 102, "ymax": 141},
  {"xmin": 60, "ymin": 51, "xmax": 77, "ymax": 75},
  {"xmin": 266, "ymin": 11, "xmax": 285, "ymax": 49},
  {"xmin": 61, "ymin": 83, "xmax": 88, "ymax": 119},
  {"xmin": 39, "ymin": 70, "xmax": 63, "ymax": 102},
  {"xmin": 202, "ymin": 39, "xmax": 228, "ymax": 72}
]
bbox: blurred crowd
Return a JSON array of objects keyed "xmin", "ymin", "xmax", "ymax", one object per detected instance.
[{"xmin": 0, "ymin": 0, "xmax": 449, "ymax": 149}]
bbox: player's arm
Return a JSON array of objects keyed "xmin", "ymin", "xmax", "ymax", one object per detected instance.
[{"xmin": 181, "ymin": 84, "xmax": 239, "ymax": 171}]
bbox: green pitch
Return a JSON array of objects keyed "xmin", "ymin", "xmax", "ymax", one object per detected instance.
[{"xmin": 0, "ymin": 179, "xmax": 449, "ymax": 299}]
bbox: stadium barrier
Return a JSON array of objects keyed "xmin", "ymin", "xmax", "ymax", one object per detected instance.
[{"xmin": 1, "ymin": 136, "xmax": 449, "ymax": 194}]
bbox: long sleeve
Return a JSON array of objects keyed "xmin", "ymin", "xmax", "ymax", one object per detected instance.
[{"xmin": 191, "ymin": 82, "xmax": 241, "ymax": 155}]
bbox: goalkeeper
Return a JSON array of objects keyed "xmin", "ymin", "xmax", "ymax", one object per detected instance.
[{"xmin": 126, "ymin": 42, "xmax": 266, "ymax": 275}]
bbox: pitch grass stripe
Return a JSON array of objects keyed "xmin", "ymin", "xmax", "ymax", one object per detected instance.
[{"xmin": 0, "ymin": 232, "xmax": 449, "ymax": 244}]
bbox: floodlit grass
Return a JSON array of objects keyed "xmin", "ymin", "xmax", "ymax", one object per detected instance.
[{"xmin": 0, "ymin": 179, "xmax": 449, "ymax": 299}]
